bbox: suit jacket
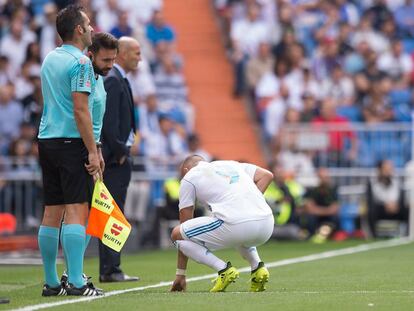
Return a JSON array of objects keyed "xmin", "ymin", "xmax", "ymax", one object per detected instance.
[{"xmin": 101, "ymin": 66, "xmax": 135, "ymax": 164}]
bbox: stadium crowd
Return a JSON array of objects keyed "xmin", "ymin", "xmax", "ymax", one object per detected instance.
[
  {"xmin": 215, "ymin": 0, "xmax": 412, "ymax": 240},
  {"xmin": 0, "ymin": 0, "xmax": 410, "ymax": 242},
  {"xmin": 216, "ymin": 0, "xmax": 414, "ymax": 170}
]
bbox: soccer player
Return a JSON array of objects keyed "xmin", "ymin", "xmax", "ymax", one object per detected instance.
[
  {"xmin": 37, "ymin": 5, "xmax": 102, "ymax": 296},
  {"xmin": 170, "ymin": 155, "xmax": 275, "ymax": 292}
]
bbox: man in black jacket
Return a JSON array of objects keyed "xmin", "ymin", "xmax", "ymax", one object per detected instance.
[{"xmin": 99, "ymin": 37, "xmax": 141, "ymax": 283}]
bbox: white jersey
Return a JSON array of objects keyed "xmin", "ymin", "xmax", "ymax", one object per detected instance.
[{"xmin": 179, "ymin": 160, "xmax": 273, "ymax": 224}]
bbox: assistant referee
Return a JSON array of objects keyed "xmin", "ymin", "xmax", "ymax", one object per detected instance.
[{"xmin": 37, "ymin": 4, "xmax": 102, "ymax": 297}]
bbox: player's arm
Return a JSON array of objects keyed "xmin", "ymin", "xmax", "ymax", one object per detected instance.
[
  {"xmin": 253, "ymin": 167, "xmax": 274, "ymax": 193},
  {"xmin": 242, "ymin": 163, "xmax": 273, "ymax": 193},
  {"xmin": 171, "ymin": 180, "xmax": 195, "ymax": 292},
  {"xmin": 177, "ymin": 206, "xmax": 194, "ymax": 265},
  {"xmin": 171, "ymin": 206, "xmax": 194, "ymax": 292}
]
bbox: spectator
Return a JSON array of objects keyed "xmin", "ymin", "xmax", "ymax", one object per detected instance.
[
  {"xmin": 367, "ymin": 160, "xmax": 408, "ymax": 237},
  {"xmin": 95, "ymin": 0, "xmax": 119, "ymax": 32},
  {"xmin": 394, "ymin": 0, "xmax": 414, "ymax": 38},
  {"xmin": 110, "ymin": 11, "xmax": 133, "ymax": 39},
  {"xmin": 303, "ymin": 168, "xmax": 340, "ymax": 242},
  {"xmin": 25, "ymin": 42, "xmax": 41, "ymax": 65},
  {"xmin": 245, "ymin": 42, "xmax": 274, "ymax": 96},
  {"xmin": 351, "ymin": 15, "xmax": 389, "ymax": 54},
  {"xmin": 230, "ymin": 2, "xmax": 270, "ymax": 96},
  {"xmin": 21, "ymin": 66, "xmax": 43, "ymax": 127},
  {"xmin": 14, "ymin": 61, "xmax": 35, "ymax": 101},
  {"xmin": 320, "ymin": 63, "xmax": 355, "ymax": 106},
  {"xmin": 153, "ymin": 55, "xmax": 194, "ymax": 132},
  {"xmin": 300, "ymin": 92, "xmax": 318, "ymax": 122},
  {"xmin": 255, "ymin": 58, "xmax": 292, "ymax": 113},
  {"xmin": 39, "ymin": 3, "xmax": 58, "ymax": 61},
  {"xmin": 377, "ymin": 38, "xmax": 412, "ymax": 88},
  {"xmin": 138, "ymin": 94, "xmax": 161, "ymax": 142},
  {"xmin": 146, "ymin": 10, "xmax": 176, "ymax": 46},
  {"xmin": 274, "ymin": 108, "xmax": 317, "ymax": 187},
  {"xmin": 0, "ymin": 84, "xmax": 23, "ymax": 154},
  {"xmin": 151, "ymin": 40, "xmax": 183, "ymax": 72},
  {"xmin": 0, "ymin": 15, "xmax": 35, "ymax": 75},
  {"xmin": 312, "ymin": 98, "xmax": 358, "ymax": 167},
  {"xmin": 272, "ymin": 29, "xmax": 296, "ymax": 60},
  {"xmin": 0, "ymin": 56, "xmax": 12, "ymax": 86},
  {"xmin": 336, "ymin": 0, "xmax": 360, "ymax": 27},
  {"xmin": 362, "ymin": 78, "xmax": 394, "ymax": 123},
  {"xmin": 186, "ymin": 133, "xmax": 212, "ymax": 162},
  {"xmin": 364, "ymin": 0, "xmax": 394, "ymax": 31},
  {"xmin": 129, "ymin": 58, "xmax": 156, "ymax": 105},
  {"xmin": 354, "ymin": 50, "xmax": 387, "ymax": 103}
]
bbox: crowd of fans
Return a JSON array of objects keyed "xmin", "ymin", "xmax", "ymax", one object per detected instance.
[
  {"xmin": 216, "ymin": 0, "xmax": 414, "ymax": 171},
  {"xmin": 213, "ymin": 0, "xmax": 412, "ymax": 240}
]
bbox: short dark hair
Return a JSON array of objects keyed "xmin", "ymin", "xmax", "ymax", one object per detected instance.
[
  {"xmin": 88, "ymin": 32, "xmax": 118, "ymax": 54},
  {"xmin": 56, "ymin": 4, "xmax": 85, "ymax": 41}
]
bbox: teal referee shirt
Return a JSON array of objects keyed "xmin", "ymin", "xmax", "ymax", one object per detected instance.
[
  {"xmin": 92, "ymin": 75, "xmax": 106, "ymax": 142},
  {"xmin": 38, "ymin": 44, "xmax": 95, "ymax": 139}
]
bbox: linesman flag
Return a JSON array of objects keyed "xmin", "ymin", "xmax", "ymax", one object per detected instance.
[{"xmin": 86, "ymin": 180, "xmax": 131, "ymax": 252}]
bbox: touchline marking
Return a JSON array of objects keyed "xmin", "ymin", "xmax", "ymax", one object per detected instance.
[{"xmin": 12, "ymin": 237, "xmax": 412, "ymax": 311}]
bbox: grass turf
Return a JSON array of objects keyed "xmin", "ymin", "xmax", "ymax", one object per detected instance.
[{"xmin": 0, "ymin": 240, "xmax": 413, "ymax": 310}]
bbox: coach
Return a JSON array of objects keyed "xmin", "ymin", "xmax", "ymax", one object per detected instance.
[{"xmin": 99, "ymin": 37, "xmax": 141, "ymax": 283}]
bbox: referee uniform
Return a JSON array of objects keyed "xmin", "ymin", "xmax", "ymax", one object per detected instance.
[
  {"xmin": 38, "ymin": 44, "xmax": 95, "ymax": 205},
  {"xmin": 38, "ymin": 44, "xmax": 96, "ymax": 293}
]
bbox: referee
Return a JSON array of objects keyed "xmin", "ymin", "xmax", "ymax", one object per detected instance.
[{"xmin": 37, "ymin": 5, "xmax": 102, "ymax": 297}]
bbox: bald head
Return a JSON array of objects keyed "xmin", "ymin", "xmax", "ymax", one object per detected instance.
[
  {"xmin": 116, "ymin": 36, "xmax": 141, "ymax": 73},
  {"xmin": 180, "ymin": 155, "xmax": 205, "ymax": 178}
]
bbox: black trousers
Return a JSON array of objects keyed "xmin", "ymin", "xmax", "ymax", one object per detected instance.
[
  {"xmin": 367, "ymin": 203, "xmax": 408, "ymax": 238},
  {"xmin": 98, "ymin": 158, "xmax": 131, "ymax": 276}
]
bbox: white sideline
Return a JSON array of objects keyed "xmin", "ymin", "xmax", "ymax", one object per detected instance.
[{"xmin": 12, "ymin": 237, "xmax": 412, "ymax": 311}]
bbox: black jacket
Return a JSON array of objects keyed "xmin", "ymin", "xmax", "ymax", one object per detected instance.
[{"xmin": 101, "ymin": 66, "xmax": 135, "ymax": 164}]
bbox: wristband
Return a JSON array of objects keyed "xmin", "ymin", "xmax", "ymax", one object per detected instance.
[
  {"xmin": 176, "ymin": 268, "xmax": 186, "ymax": 276},
  {"xmin": 96, "ymin": 142, "xmax": 102, "ymax": 148}
]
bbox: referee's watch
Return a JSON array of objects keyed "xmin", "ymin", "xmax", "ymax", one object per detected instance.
[{"xmin": 96, "ymin": 142, "xmax": 102, "ymax": 148}]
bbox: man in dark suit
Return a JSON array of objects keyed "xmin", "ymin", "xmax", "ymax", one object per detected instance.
[{"xmin": 99, "ymin": 37, "xmax": 141, "ymax": 283}]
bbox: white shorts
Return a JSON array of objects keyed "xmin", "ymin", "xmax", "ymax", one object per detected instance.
[{"xmin": 180, "ymin": 216, "xmax": 274, "ymax": 251}]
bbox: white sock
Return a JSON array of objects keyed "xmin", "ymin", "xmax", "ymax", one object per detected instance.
[
  {"xmin": 176, "ymin": 240, "xmax": 227, "ymax": 272},
  {"xmin": 238, "ymin": 246, "xmax": 261, "ymax": 270}
]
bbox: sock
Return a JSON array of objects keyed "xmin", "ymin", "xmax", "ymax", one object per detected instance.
[
  {"xmin": 60, "ymin": 223, "xmax": 69, "ymax": 275},
  {"xmin": 38, "ymin": 226, "xmax": 60, "ymax": 287},
  {"xmin": 176, "ymin": 240, "xmax": 226, "ymax": 271},
  {"xmin": 62, "ymin": 223, "xmax": 90, "ymax": 275},
  {"xmin": 238, "ymin": 246, "xmax": 261, "ymax": 270},
  {"xmin": 84, "ymin": 234, "xmax": 91, "ymax": 255},
  {"xmin": 62, "ymin": 224, "xmax": 86, "ymax": 288}
]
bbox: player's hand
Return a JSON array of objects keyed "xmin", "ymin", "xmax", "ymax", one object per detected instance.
[
  {"xmin": 85, "ymin": 152, "xmax": 102, "ymax": 179},
  {"xmin": 170, "ymin": 275, "xmax": 186, "ymax": 292}
]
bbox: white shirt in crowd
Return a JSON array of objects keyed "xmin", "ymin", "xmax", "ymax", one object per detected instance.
[
  {"xmin": 179, "ymin": 160, "xmax": 272, "ymax": 224},
  {"xmin": 0, "ymin": 30, "xmax": 35, "ymax": 74},
  {"xmin": 377, "ymin": 52, "xmax": 413, "ymax": 80},
  {"xmin": 230, "ymin": 18, "xmax": 270, "ymax": 56}
]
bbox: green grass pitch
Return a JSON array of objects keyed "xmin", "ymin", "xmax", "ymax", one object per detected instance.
[{"xmin": 1, "ymin": 240, "xmax": 413, "ymax": 310}]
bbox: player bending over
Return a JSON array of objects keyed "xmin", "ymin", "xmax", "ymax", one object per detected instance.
[{"xmin": 170, "ymin": 155, "xmax": 274, "ymax": 292}]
